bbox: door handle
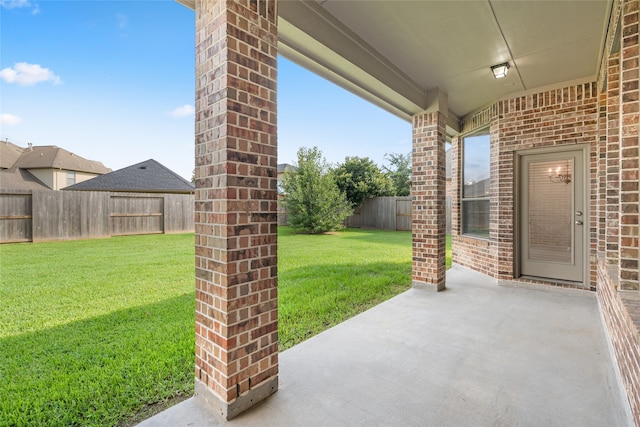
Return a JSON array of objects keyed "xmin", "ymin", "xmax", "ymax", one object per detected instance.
[{"xmin": 575, "ymin": 220, "xmax": 583, "ymax": 225}]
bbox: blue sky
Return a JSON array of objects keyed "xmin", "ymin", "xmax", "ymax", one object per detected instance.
[{"xmin": 0, "ymin": 0, "xmax": 411, "ymax": 180}]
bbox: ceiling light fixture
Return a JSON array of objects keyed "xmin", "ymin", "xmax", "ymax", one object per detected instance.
[
  {"xmin": 491, "ymin": 62, "xmax": 510, "ymax": 79},
  {"xmin": 548, "ymin": 161, "xmax": 572, "ymax": 184}
]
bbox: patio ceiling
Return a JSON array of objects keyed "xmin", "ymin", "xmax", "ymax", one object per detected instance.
[{"xmin": 179, "ymin": 0, "xmax": 613, "ymax": 133}]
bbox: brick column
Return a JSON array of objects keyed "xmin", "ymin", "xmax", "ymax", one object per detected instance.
[
  {"xmin": 412, "ymin": 105, "xmax": 447, "ymax": 291},
  {"xmin": 194, "ymin": 0, "xmax": 278, "ymax": 420},
  {"xmin": 606, "ymin": 52, "xmax": 621, "ymax": 266},
  {"xmin": 597, "ymin": 90, "xmax": 607, "ymax": 255},
  {"xmin": 619, "ymin": 0, "xmax": 639, "ymax": 290}
]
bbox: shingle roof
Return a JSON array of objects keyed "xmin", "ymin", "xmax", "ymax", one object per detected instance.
[
  {"xmin": 64, "ymin": 159, "xmax": 194, "ymax": 193},
  {"xmin": 0, "ymin": 168, "xmax": 49, "ymax": 191},
  {"xmin": 0, "ymin": 141, "xmax": 24, "ymax": 169},
  {"xmin": 15, "ymin": 145, "xmax": 110, "ymax": 174}
]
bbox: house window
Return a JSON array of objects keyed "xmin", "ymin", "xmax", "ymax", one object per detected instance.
[
  {"xmin": 66, "ymin": 171, "xmax": 76, "ymax": 186},
  {"xmin": 461, "ymin": 130, "xmax": 490, "ymax": 238}
]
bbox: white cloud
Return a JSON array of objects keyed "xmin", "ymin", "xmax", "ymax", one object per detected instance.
[
  {"xmin": 0, "ymin": 114, "xmax": 22, "ymax": 126},
  {"xmin": 0, "ymin": 0, "xmax": 38, "ymax": 13},
  {"xmin": 0, "ymin": 62, "xmax": 62, "ymax": 86},
  {"xmin": 1, "ymin": 0, "xmax": 30, "ymax": 8},
  {"xmin": 170, "ymin": 104, "xmax": 195, "ymax": 118},
  {"xmin": 116, "ymin": 13, "xmax": 128, "ymax": 29}
]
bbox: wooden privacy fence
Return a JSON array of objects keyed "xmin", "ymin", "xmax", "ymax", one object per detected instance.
[
  {"xmin": 0, "ymin": 190, "xmax": 194, "ymax": 243},
  {"xmin": 345, "ymin": 196, "xmax": 412, "ymax": 231}
]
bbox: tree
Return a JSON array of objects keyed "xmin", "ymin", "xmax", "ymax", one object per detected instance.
[
  {"xmin": 383, "ymin": 152, "xmax": 411, "ymax": 196},
  {"xmin": 281, "ymin": 147, "xmax": 352, "ymax": 234},
  {"xmin": 333, "ymin": 156, "xmax": 393, "ymax": 207}
]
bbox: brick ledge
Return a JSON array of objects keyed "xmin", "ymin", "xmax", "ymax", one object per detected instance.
[{"xmin": 598, "ymin": 253, "xmax": 640, "ymax": 344}]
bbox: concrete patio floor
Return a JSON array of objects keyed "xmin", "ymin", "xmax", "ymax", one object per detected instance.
[{"xmin": 138, "ymin": 264, "xmax": 632, "ymax": 427}]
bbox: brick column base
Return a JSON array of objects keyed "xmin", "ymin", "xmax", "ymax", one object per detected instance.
[{"xmin": 195, "ymin": 377, "xmax": 278, "ymax": 421}]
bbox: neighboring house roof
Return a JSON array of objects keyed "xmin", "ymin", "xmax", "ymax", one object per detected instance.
[
  {"xmin": 0, "ymin": 141, "xmax": 24, "ymax": 169},
  {"xmin": 277, "ymin": 164, "xmax": 296, "ymax": 195},
  {"xmin": 0, "ymin": 168, "xmax": 49, "ymax": 191},
  {"xmin": 15, "ymin": 145, "xmax": 111, "ymax": 174},
  {"xmin": 277, "ymin": 163, "xmax": 296, "ymax": 174},
  {"xmin": 64, "ymin": 159, "xmax": 195, "ymax": 193}
]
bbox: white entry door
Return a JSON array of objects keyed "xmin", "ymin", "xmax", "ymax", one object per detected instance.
[{"xmin": 520, "ymin": 150, "xmax": 584, "ymax": 282}]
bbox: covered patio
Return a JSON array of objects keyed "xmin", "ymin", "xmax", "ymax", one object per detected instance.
[
  {"xmin": 171, "ymin": 0, "xmax": 638, "ymax": 425},
  {"xmin": 140, "ymin": 265, "xmax": 631, "ymax": 426}
]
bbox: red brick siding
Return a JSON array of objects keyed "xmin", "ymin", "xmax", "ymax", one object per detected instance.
[
  {"xmin": 598, "ymin": 258, "xmax": 640, "ymax": 425},
  {"xmin": 194, "ymin": 0, "xmax": 278, "ymax": 411},
  {"xmin": 619, "ymin": 0, "xmax": 640, "ymax": 291},
  {"xmin": 596, "ymin": 1, "xmax": 640, "ymax": 425},
  {"xmin": 453, "ymin": 83, "xmax": 599, "ymax": 285},
  {"xmin": 598, "ymin": 90, "xmax": 607, "ymax": 254},
  {"xmin": 608, "ymin": 52, "xmax": 622, "ymax": 267}
]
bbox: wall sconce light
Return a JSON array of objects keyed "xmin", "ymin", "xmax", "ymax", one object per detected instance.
[{"xmin": 491, "ymin": 62, "xmax": 510, "ymax": 79}]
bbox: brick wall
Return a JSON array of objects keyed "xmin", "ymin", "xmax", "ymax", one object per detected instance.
[
  {"xmin": 597, "ymin": 89, "xmax": 607, "ymax": 256},
  {"xmin": 619, "ymin": 0, "xmax": 640, "ymax": 291},
  {"xmin": 452, "ymin": 82, "xmax": 599, "ymax": 285},
  {"xmin": 193, "ymin": 0, "xmax": 279, "ymax": 420},
  {"xmin": 598, "ymin": 257, "xmax": 640, "ymax": 424},
  {"xmin": 608, "ymin": 52, "xmax": 622, "ymax": 267},
  {"xmin": 594, "ymin": 0, "xmax": 639, "ymax": 424}
]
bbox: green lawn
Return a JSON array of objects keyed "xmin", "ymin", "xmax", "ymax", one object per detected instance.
[
  {"xmin": 278, "ymin": 227, "xmax": 413, "ymax": 349},
  {"xmin": 0, "ymin": 228, "xmax": 451, "ymax": 426},
  {"xmin": 0, "ymin": 234, "xmax": 195, "ymax": 427}
]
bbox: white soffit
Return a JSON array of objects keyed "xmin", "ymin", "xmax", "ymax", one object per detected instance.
[
  {"xmin": 178, "ymin": 0, "xmax": 611, "ymax": 126},
  {"xmin": 309, "ymin": 0, "xmax": 611, "ymax": 119}
]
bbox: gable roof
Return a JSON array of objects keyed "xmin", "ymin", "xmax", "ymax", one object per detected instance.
[
  {"xmin": 64, "ymin": 159, "xmax": 194, "ymax": 193},
  {"xmin": 15, "ymin": 145, "xmax": 111, "ymax": 174}
]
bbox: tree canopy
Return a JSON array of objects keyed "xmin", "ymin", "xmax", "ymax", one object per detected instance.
[
  {"xmin": 333, "ymin": 156, "xmax": 393, "ymax": 207},
  {"xmin": 281, "ymin": 147, "xmax": 352, "ymax": 234},
  {"xmin": 383, "ymin": 152, "xmax": 411, "ymax": 197}
]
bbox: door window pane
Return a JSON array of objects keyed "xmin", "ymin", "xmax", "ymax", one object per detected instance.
[{"xmin": 527, "ymin": 160, "xmax": 573, "ymax": 263}]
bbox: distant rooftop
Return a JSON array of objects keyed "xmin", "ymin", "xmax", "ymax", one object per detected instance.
[
  {"xmin": 0, "ymin": 141, "xmax": 24, "ymax": 169},
  {"xmin": 0, "ymin": 141, "xmax": 111, "ymax": 174},
  {"xmin": 0, "ymin": 168, "xmax": 49, "ymax": 191},
  {"xmin": 277, "ymin": 163, "xmax": 296, "ymax": 174},
  {"xmin": 64, "ymin": 159, "xmax": 194, "ymax": 194}
]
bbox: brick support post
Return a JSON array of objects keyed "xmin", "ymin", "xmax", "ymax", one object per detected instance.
[
  {"xmin": 619, "ymin": 0, "xmax": 639, "ymax": 291},
  {"xmin": 607, "ymin": 52, "xmax": 622, "ymax": 267},
  {"xmin": 193, "ymin": 0, "xmax": 278, "ymax": 420},
  {"xmin": 597, "ymin": 90, "xmax": 607, "ymax": 255},
  {"xmin": 412, "ymin": 108, "xmax": 447, "ymax": 291}
]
